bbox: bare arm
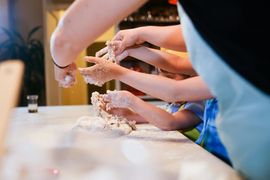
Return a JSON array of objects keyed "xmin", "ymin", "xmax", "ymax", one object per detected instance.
[
  {"xmin": 135, "ymin": 25, "xmax": 186, "ymax": 51},
  {"xmin": 126, "ymin": 46, "xmax": 197, "ymax": 76},
  {"xmin": 50, "ymin": 0, "xmax": 146, "ymax": 85},
  {"xmin": 104, "ymin": 91, "xmax": 201, "ymax": 130},
  {"xmin": 108, "ymin": 108, "xmax": 148, "ymax": 124},
  {"xmin": 109, "ymin": 25, "xmax": 186, "ymax": 56},
  {"xmin": 79, "ymin": 57, "xmax": 213, "ymax": 102},
  {"xmin": 51, "ymin": 0, "xmax": 146, "ymax": 66},
  {"xmin": 119, "ymin": 70, "xmax": 212, "ymax": 102},
  {"xmin": 131, "ymin": 96, "xmax": 201, "ymax": 130}
]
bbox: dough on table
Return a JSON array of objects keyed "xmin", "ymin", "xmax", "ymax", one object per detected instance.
[{"xmin": 73, "ymin": 92, "xmax": 136, "ymax": 136}]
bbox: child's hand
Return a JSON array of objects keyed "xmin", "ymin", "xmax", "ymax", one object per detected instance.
[
  {"xmin": 103, "ymin": 90, "xmax": 135, "ymax": 110},
  {"xmin": 107, "ymin": 107, "xmax": 134, "ymax": 117},
  {"xmin": 96, "ymin": 28, "xmax": 144, "ymax": 62},
  {"xmin": 78, "ymin": 56, "xmax": 120, "ymax": 86},
  {"xmin": 111, "ymin": 28, "xmax": 144, "ymax": 56}
]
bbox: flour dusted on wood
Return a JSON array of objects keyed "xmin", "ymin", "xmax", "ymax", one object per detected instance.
[{"xmin": 73, "ymin": 92, "xmax": 136, "ymax": 136}]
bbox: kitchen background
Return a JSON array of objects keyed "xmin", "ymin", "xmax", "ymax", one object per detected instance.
[{"xmin": 0, "ymin": 0, "xmax": 180, "ymax": 106}]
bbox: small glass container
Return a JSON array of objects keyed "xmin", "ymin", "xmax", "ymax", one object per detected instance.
[{"xmin": 27, "ymin": 95, "xmax": 38, "ymax": 113}]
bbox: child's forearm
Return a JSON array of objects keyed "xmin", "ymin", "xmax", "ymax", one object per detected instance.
[
  {"xmin": 109, "ymin": 108, "xmax": 147, "ymax": 123},
  {"xmin": 129, "ymin": 96, "xmax": 199, "ymax": 130},
  {"xmin": 136, "ymin": 25, "xmax": 186, "ymax": 51},
  {"xmin": 128, "ymin": 46, "xmax": 197, "ymax": 76},
  {"xmin": 116, "ymin": 68, "xmax": 213, "ymax": 102},
  {"xmin": 122, "ymin": 111, "xmax": 148, "ymax": 124},
  {"xmin": 130, "ymin": 96, "xmax": 177, "ymax": 130}
]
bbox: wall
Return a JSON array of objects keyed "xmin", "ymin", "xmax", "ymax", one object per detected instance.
[
  {"xmin": 44, "ymin": 9, "xmax": 89, "ymax": 105},
  {"xmin": 4, "ymin": 0, "xmax": 115, "ymax": 105},
  {"xmin": 0, "ymin": 0, "xmax": 9, "ymax": 41},
  {"xmin": 6, "ymin": 0, "xmax": 47, "ymax": 106},
  {"xmin": 0, "ymin": 0, "xmax": 8, "ymax": 26},
  {"xmin": 9, "ymin": 0, "xmax": 43, "ymax": 42}
]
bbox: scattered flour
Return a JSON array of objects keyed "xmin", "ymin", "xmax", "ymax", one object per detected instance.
[
  {"xmin": 105, "ymin": 40, "xmax": 116, "ymax": 63},
  {"xmin": 73, "ymin": 92, "xmax": 136, "ymax": 136},
  {"xmin": 64, "ymin": 75, "xmax": 72, "ymax": 83},
  {"xmin": 59, "ymin": 75, "xmax": 73, "ymax": 87},
  {"xmin": 83, "ymin": 75, "xmax": 104, "ymax": 87}
]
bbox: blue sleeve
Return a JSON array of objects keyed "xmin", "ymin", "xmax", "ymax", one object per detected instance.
[{"xmin": 183, "ymin": 101, "xmax": 205, "ymax": 121}]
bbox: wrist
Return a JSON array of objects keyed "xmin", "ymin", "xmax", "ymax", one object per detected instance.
[
  {"xmin": 126, "ymin": 48, "xmax": 133, "ymax": 58},
  {"xmin": 53, "ymin": 60, "xmax": 71, "ymax": 69},
  {"xmin": 136, "ymin": 26, "xmax": 153, "ymax": 44},
  {"xmin": 115, "ymin": 65, "xmax": 127, "ymax": 80},
  {"xmin": 129, "ymin": 94, "xmax": 141, "ymax": 110},
  {"xmin": 134, "ymin": 27, "xmax": 146, "ymax": 44}
]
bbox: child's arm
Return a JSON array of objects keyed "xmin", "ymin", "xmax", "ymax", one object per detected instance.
[
  {"xmin": 79, "ymin": 56, "xmax": 213, "ymax": 102},
  {"xmin": 108, "ymin": 108, "xmax": 148, "ymax": 124},
  {"xmin": 124, "ymin": 46, "xmax": 197, "ymax": 76},
  {"xmin": 97, "ymin": 25, "xmax": 186, "ymax": 60},
  {"xmin": 104, "ymin": 91, "xmax": 201, "ymax": 130},
  {"xmin": 134, "ymin": 25, "xmax": 186, "ymax": 52},
  {"xmin": 111, "ymin": 25, "xmax": 186, "ymax": 56}
]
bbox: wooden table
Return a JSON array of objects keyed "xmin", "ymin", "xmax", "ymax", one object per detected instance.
[{"xmin": 3, "ymin": 105, "xmax": 242, "ymax": 179}]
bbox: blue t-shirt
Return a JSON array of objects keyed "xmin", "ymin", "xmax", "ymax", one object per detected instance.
[
  {"xmin": 165, "ymin": 101, "xmax": 204, "ymax": 136},
  {"xmin": 196, "ymin": 99, "xmax": 231, "ymax": 164},
  {"xmin": 166, "ymin": 99, "xmax": 230, "ymax": 164}
]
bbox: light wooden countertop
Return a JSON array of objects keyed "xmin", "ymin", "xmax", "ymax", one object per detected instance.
[{"xmin": 2, "ymin": 105, "xmax": 242, "ymax": 180}]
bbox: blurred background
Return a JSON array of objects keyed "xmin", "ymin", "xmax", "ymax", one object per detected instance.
[{"xmin": 0, "ymin": 0, "xmax": 179, "ymax": 106}]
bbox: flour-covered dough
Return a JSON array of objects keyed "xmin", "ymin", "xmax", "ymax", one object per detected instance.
[
  {"xmin": 73, "ymin": 92, "xmax": 136, "ymax": 136},
  {"xmin": 105, "ymin": 40, "xmax": 116, "ymax": 63}
]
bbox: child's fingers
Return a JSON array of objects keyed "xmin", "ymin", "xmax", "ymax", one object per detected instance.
[
  {"xmin": 78, "ymin": 67, "xmax": 93, "ymax": 75},
  {"xmin": 112, "ymin": 32, "xmax": 123, "ymax": 41},
  {"xmin": 115, "ymin": 50, "xmax": 129, "ymax": 63},
  {"xmin": 110, "ymin": 40, "xmax": 121, "ymax": 50},
  {"xmin": 109, "ymin": 40, "xmax": 124, "ymax": 55},
  {"xmin": 96, "ymin": 47, "xmax": 108, "ymax": 57},
  {"xmin": 84, "ymin": 56, "xmax": 102, "ymax": 64},
  {"xmin": 101, "ymin": 53, "xmax": 109, "ymax": 60},
  {"xmin": 81, "ymin": 73, "xmax": 104, "ymax": 86},
  {"xmin": 104, "ymin": 91, "xmax": 118, "ymax": 102},
  {"xmin": 103, "ymin": 94, "xmax": 111, "ymax": 102},
  {"xmin": 78, "ymin": 67, "xmax": 87, "ymax": 73},
  {"xmin": 106, "ymin": 103, "xmax": 113, "ymax": 111}
]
